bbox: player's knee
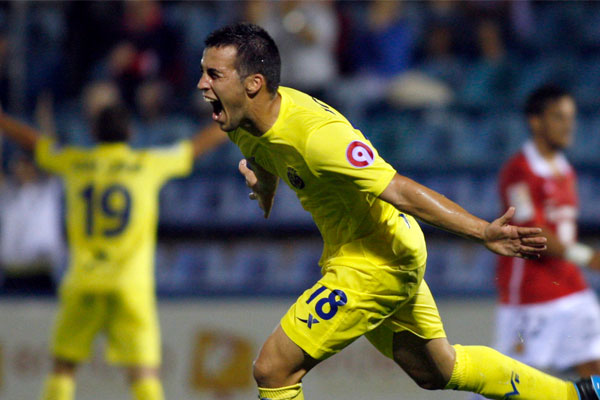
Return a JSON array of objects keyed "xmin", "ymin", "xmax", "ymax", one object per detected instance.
[
  {"xmin": 126, "ymin": 366, "xmax": 160, "ymax": 384},
  {"xmin": 394, "ymin": 353, "xmax": 448, "ymax": 390},
  {"xmin": 253, "ymin": 356, "xmax": 275, "ymax": 386},
  {"xmin": 410, "ymin": 375, "xmax": 446, "ymax": 391},
  {"xmin": 253, "ymin": 354, "xmax": 297, "ymax": 387},
  {"xmin": 52, "ymin": 357, "xmax": 78, "ymax": 375}
]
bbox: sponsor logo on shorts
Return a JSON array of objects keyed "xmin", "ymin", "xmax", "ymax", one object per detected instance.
[{"xmin": 346, "ymin": 141, "xmax": 374, "ymax": 168}]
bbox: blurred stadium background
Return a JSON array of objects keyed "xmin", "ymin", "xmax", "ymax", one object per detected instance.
[{"xmin": 0, "ymin": 1, "xmax": 600, "ymax": 399}]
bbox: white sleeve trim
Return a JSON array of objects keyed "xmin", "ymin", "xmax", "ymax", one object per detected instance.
[{"xmin": 506, "ymin": 182, "xmax": 534, "ymax": 223}]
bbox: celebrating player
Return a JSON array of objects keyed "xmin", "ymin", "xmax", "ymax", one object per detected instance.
[
  {"xmin": 0, "ymin": 103, "xmax": 226, "ymax": 400},
  {"xmin": 494, "ymin": 86, "xmax": 600, "ymax": 377},
  {"xmin": 198, "ymin": 23, "xmax": 600, "ymax": 400}
]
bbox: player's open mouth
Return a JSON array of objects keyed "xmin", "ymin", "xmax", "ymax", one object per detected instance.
[{"xmin": 205, "ymin": 97, "xmax": 224, "ymax": 122}]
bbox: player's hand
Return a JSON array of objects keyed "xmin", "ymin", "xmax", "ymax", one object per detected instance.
[
  {"xmin": 238, "ymin": 158, "xmax": 278, "ymax": 218},
  {"xmin": 482, "ymin": 207, "xmax": 547, "ymax": 259},
  {"xmin": 588, "ymin": 251, "xmax": 600, "ymax": 271}
]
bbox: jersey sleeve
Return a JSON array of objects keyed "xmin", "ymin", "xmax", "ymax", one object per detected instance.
[
  {"xmin": 34, "ymin": 136, "xmax": 72, "ymax": 175},
  {"xmin": 305, "ymin": 122, "xmax": 396, "ymax": 196},
  {"xmin": 146, "ymin": 140, "xmax": 194, "ymax": 181}
]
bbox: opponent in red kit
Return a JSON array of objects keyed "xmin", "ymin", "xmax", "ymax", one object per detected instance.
[{"xmin": 495, "ymin": 85, "xmax": 600, "ymax": 378}]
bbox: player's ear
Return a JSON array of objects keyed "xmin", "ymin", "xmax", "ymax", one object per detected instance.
[
  {"xmin": 245, "ymin": 74, "xmax": 264, "ymax": 96},
  {"xmin": 528, "ymin": 115, "xmax": 541, "ymax": 132}
]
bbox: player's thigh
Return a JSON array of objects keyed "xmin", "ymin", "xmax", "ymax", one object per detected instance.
[
  {"xmin": 494, "ymin": 305, "xmax": 544, "ymax": 366},
  {"xmin": 105, "ymin": 288, "xmax": 160, "ymax": 367},
  {"xmin": 52, "ymin": 287, "xmax": 108, "ymax": 362},
  {"xmin": 365, "ymin": 280, "xmax": 446, "ymax": 360},
  {"xmin": 281, "ymin": 264, "xmax": 423, "ymax": 361},
  {"xmin": 494, "ymin": 292, "xmax": 600, "ymax": 371},
  {"xmin": 555, "ymin": 290, "xmax": 600, "ymax": 370}
]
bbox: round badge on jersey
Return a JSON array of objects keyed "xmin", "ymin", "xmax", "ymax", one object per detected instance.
[{"xmin": 346, "ymin": 140, "xmax": 375, "ymax": 168}]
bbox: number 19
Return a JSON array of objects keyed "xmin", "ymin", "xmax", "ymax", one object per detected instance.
[{"xmin": 80, "ymin": 184, "xmax": 132, "ymax": 237}]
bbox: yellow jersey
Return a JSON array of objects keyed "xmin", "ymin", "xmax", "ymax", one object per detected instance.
[
  {"xmin": 228, "ymin": 87, "xmax": 426, "ymax": 272},
  {"xmin": 35, "ymin": 137, "xmax": 193, "ymax": 291}
]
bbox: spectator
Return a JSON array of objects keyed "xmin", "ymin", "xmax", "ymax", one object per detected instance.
[
  {"xmin": 133, "ymin": 79, "xmax": 190, "ymax": 147},
  {"xmin": 245, "ymin": 0, "xmax": 339, "ymax": 100},
  {"xmin": 459, "ymin": 19, "xmax": 516, "ymax": 110},
  {"xmin": 0, "ymin": 152, "xmax": 64, "ymax": 295},
  {"xmin": 99, "ymin": 0, "xmax": 184, "ymax": 105},
  {"xmin": 415, "ymin": 24, "xmax": 464, "ymax": 93},
  {"xmin": 332, "ymin": 0, "xmax": 418, "ymax": 125},
  {"xmin": 63, "ymin": 2, "xmax": 123, "ymax": 97}
]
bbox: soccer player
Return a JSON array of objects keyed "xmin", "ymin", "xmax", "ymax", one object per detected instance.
[
  {"xmin": 494, "ymin": 86, "xmax": 600, "ymax": 378},
  {"xmin": 198, "ymin": 23, "xmax": 600, "ymax": 400},
  {"xmin": 0, "ymin": 104, "xmax": 227, "ymax": 400}
]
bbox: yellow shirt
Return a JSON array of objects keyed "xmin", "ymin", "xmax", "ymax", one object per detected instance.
[
  {"xmin": 35, "ymin": 137, "xmax": 193, "ymax": 291},
  {"xmin": 228, "ymin": 87, "xmax": 426, "ymax": 272}
]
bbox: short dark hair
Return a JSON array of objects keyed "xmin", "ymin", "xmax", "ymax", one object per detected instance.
[
  {"xmin": 525, "ymin": 85, "xmax": 573, "ymax": 116},
  {"xmin": 205, "ymin": 22, "xmax": 281, "ymax": 94},
  {"xmin": 93, "ymin": 104, "xmax": 130, "ymax": 143}
]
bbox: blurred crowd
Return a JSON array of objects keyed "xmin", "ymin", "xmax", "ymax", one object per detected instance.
[
  {"xmin": 2, "ymin": 1, "xmax": 600, "ymax": 124},
  {"xmin": 2, "ymin": 0, "xmax": 600, "ymax": 295},
  {"xmin": 1, "ymin": 1, "xmax": 600, "ymax": 165}
]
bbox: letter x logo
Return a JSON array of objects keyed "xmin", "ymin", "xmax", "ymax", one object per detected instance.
[
  {"xmin": 297, "ymin": 313, "xmax": 320, "ymax": 329},
  {"xmin": 504, "ymin": 372, "xmax": 520, "ymax": 398}
]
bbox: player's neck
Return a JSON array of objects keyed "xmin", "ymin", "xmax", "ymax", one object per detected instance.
[
  {"xmin": 532, "ymin": 136, "xmax": 559, "ymax": 161},
  {"xmin": 243, "ymin": 92, "xmax": 281, "ymax": 136}
]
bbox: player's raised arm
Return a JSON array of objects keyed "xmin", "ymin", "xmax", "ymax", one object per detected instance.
[
  {"xmin": 238, "ymin": 158, "xmax": 279, "ymax": 219},
  {"xmin": 190, "ymin": 122, "xmax": 229, "ymax": 158},
  {"xmin": 0, "ymin": 106, "xmax": 41, "ymax": 152},
  {"xmin": 379, "ymin": 173, "xmax": 547, "ymax": 259}
]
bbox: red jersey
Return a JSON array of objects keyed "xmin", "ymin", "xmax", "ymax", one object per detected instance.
[{"xmin": 497, "ymin": 141, "xmax": 587, "ymax": 305}]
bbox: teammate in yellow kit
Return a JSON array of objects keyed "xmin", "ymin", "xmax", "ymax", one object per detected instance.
[
  {"xmin": 198, "ymin": 22, "xmax": 600, "ymax": 400},
  {"xmin": 0, "ymin": 104, "xmax": 226, "ymax": 400}
]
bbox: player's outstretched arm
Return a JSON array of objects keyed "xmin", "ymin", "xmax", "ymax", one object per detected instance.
[
  {"xmin": 190, "ymin": 122, "xmax": 229, "ymax": 159},
  {"xmin": 379, "ymin": 173, "xmax": 547, "ymax": 259},
  {"xmin": 0, "ymin": 106, "xmax": 41, "ymax": 152},
  {"xmin": 238, "ymin": 158, "xmax": 279, "ymax": 219}
]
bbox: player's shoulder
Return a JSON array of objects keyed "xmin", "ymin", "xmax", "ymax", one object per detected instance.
[
  {"xmin": 37, "ymin": 135, "xmax": 82, "ymax": 153},
  {"xmin": 279, "ymin": 87, "xmax": 348, "ymax": 125},
  {"xmin": 133, "ymin": 141, "xmax": 190, "ymax": 160},
  {"xmin": 500, "ymin": 150, "xmax": 529, "ymax": 176}
]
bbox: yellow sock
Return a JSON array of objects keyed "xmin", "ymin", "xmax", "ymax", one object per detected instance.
[
  {"xmin": 40, "ymin": 374, "xmax": 75, "ymax": 400},
  {"xmin": 131, "ymin": 377, "xmax": 164, "ymax": 400},
  {"xmin": 446, "ymin": 344, "xmax": 579, "ymax": 400},
  {"xmin": 258, "ymin": 383, "xmax": 304, "ymax": 400}
]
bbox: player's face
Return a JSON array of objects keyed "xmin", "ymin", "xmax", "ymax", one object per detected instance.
[
  {"xmin": 535, "ymin": 96, "xmax": 577, "ymax": 150},
  {"xmin": 198, "ymin": 46, "xmax": 247, "ymax": 132}
]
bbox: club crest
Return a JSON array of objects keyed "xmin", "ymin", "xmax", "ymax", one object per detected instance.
[{"xmin": 287, "ymin": 167, "xmax": 305, "ymax": 189}]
